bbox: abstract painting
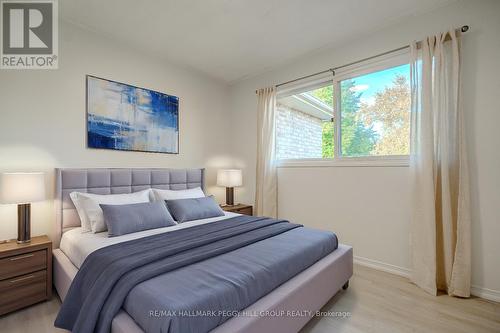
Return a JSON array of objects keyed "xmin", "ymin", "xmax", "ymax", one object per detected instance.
[{"xmin": 86, "ymin": 75, "xmax": 179, "ymax": 154}]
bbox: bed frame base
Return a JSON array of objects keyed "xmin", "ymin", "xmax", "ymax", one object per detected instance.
[{"xmin": 54, "ymin": 244, "xmax": 352, "ymax": 333}]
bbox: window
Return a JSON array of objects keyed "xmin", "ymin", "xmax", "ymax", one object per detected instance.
[
  {"xmin": 276, "ymin": 51, "xmax": 411, "ymax": 163},
  {"xmin": 339, "ymin": 63, "xmax": 410, "ymax": 157}
]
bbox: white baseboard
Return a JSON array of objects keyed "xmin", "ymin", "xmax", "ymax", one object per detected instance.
[
  {"xmin": 354, "ymin": 255, "xmax": 500, "ymax": 303},
  {"xmin": 471, "ymin": 285, "xmax": 500, "ymax": 303},
  {"xmin": 354, "ymin": 255, "xmax": 411, "ymax": 278}
]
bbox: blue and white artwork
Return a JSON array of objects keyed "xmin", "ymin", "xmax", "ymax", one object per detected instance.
[{"xmin": 87, "ymin": 76, "xmax": 179, "ymax": 154}]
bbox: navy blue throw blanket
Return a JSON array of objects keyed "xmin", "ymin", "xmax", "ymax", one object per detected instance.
[{"xmin": 55, "ymin": 216, "xmax": 303, "ymax": 333}]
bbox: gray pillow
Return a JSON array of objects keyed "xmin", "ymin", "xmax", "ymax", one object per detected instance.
[
  {"xmin": 165, "ymin": 196, "xmax": 225, "ymax": 223},
  {"xmin": 100, "ymin": 201, "xmax": 176, "ymax": 237}
]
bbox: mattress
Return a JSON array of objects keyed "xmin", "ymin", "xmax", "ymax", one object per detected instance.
[{"xmin": 59, "ymin": 211, "xmax": 241, "ymax": 268}]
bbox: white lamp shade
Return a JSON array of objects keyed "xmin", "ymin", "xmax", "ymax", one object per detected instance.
[
  {"xmin": 0, "ymin": 172, "xmax": 46, "ymax": 204},
  {"xmin": 217, "ymin": 169, "xmax": 242, "ymax": 187}
]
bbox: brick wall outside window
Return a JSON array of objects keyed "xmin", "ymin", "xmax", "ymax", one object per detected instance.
[{"xmin": 276, "ymin": 103, "xmax": 323, "ymax": 159}]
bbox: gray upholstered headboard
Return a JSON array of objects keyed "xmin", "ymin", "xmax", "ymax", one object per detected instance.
[{"xmin": 54, "ymin": 168, "xmax": 205, "ymax": 247}]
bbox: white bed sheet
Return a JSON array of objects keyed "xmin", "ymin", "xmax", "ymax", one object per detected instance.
[{"xmin": 59, "ymin": 212, "xmax": 241, "ymax": 269}]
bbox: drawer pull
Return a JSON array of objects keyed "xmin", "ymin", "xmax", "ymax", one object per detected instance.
[
  {"xmin": 10, "ymin": 254, "xmax": 34, "ymax": 261},
  {"xmin": 10, "ymin": 275, "xmax": 35, "ymax": 283}
]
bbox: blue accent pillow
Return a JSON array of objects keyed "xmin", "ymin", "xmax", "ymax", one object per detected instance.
[
  {"xmin": 100, "ymin": 201, "xmax": 176, "ymax": 237},
  {"xmin": 165, "ymin": 196, "xmax": 225, "ymax": 223}
]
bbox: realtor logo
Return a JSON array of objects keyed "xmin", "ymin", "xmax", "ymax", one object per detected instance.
[{"xmin": 1, "ymin": 0, "xmax": 58, "ymax": 69}]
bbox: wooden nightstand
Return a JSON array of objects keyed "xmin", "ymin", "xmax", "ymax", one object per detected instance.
[
  {"xmin": 222, "ymin": 204, "xmax": 253, "ymax": 216},
  {"xmin": 0, "ymin": 235, "xmax": 52, "ymax": 316}
]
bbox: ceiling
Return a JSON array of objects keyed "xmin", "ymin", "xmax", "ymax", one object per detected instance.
[{"xmin": 61, "ymin": 0, "xmax": 454, "ymax": 83}]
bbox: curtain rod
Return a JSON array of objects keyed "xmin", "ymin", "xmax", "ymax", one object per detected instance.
[{"xmin": 256, "ymin": 25, "xmax": 469, "ymax": 93}]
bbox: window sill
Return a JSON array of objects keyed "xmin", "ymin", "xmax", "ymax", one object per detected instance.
[{"xmin": 276, "ymin": 156, "xmax": 409, "ymax": 168}]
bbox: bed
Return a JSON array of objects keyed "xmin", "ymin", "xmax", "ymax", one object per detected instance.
[{"xmin": 52, "ymin": 168, "xmax": 353, "ymax": 333}]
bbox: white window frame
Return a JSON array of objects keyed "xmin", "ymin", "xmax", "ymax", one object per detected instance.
[{"xmin": 277, "ymin": 48, "xmax": 410, "ymax": 168}]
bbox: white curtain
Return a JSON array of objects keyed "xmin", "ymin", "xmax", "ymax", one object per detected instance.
[
  {"xmin": 409, "ymin": 30, "xmax": 471, "ymax": 297},
  {"xmin": 255, "ymin": 87, "xmax": 278, "ymax": 218}
]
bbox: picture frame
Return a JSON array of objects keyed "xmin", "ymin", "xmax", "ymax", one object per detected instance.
[{"xmin": 86, "ymin": 75, "xmax": 179, "ymax": 154}]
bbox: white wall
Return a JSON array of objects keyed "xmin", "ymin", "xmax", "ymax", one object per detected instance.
[
  {"xmin": 0, "ymin": 21, "xmax": 233, "ymax": 241},
  {"xmin": 229, "ymin": 0, "xmax": 500, "ymax": 298}
]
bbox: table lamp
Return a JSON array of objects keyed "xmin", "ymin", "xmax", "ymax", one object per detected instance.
[
  {"xmin": 216, "ymin": 169, "xmax": 242, "ymax": 206},
  {"xmin": 0, "ymin": 172, "xmax": 46, "ymax": 243}
]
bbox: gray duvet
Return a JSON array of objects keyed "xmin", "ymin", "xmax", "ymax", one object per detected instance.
[{"xmin": 55, "ymin": 215, "xmax": 338, "ymax": 333}]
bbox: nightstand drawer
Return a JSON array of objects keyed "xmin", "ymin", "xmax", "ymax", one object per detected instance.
[
  {"xmin": 0, "ymin": 250, "xmax": 47, "ymax": 280},
  {"xmin": 0, "ymin": 270, "xmax": 47, "ymax": 315}
]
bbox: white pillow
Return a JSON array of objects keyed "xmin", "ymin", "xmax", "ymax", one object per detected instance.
[
  {"xmin": 71, "ymin": 189, "xmax": 152, "ymax": 233},
  {"xmin": 152, "ymin": 187, "xmax": 205, "ymax": 201},
  {"xmin": 69, "ymin": 192, "xmax": 92, "ymax": 232}
]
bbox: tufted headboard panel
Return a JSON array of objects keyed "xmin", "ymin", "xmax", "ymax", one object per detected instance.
[{"xmin": 54, "ymin": 168, "xmax": 204, "ymax": 247}]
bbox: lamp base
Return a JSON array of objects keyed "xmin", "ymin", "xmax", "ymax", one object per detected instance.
[
  {"xmin": 225, "ymin": 187, "xmax": 234, "ymax": 206},
  {"xmin": 17, "ymin": 203, "xmax": 31, "ymax": 244}
]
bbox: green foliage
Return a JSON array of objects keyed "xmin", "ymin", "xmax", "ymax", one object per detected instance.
[
  {"xmin": 312, "ymin": 85, "xmax": 335, "ymax": 158},
  {"xmin": 322, "ymin": 121, "xmax": 334, "ymax": 158},
  {"xmin": 310, "ymin": 80, "xmax": 378, "ymax": 157},
  {"xmin": 311, "ymin": 85, "xmax": 333, "ymax": 106},
  {"xmin": 359, "ymin": 75, "xmax": 410, "ymax": 155},
  {"xmin": 340, "ymin": 79, "xmax": 377, "ymax": 156}
]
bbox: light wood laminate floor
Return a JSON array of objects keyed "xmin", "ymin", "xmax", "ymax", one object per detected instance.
[{"xmin": 0, "ymin": 264, "xmax": 498, "ymax": 333}]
